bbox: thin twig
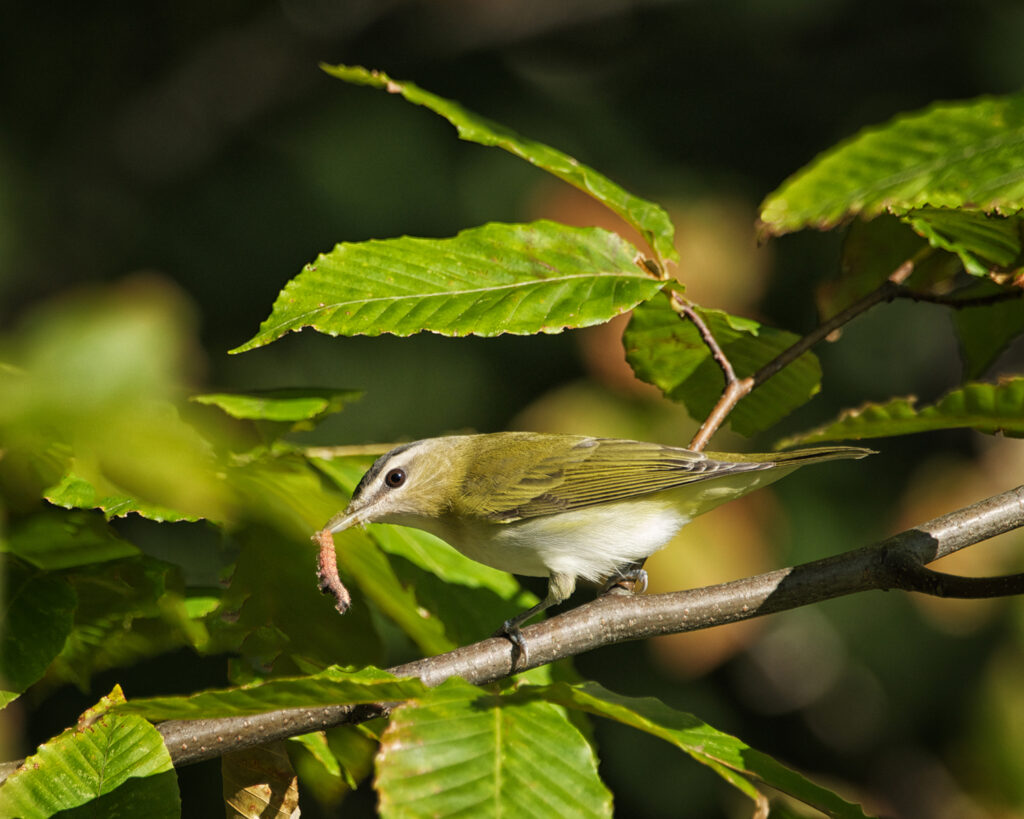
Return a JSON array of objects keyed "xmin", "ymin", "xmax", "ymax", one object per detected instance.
[
  {"xmin": 689, "ymin": 379, "xmax": 752, "ymax": 452},
  {"xmin": 750, "ymin": 248, "xmax": 927, "ymax": 391},
  {"xmin": 153, "ymin": 482, "xmax": 1024, "ymax": 768},
  {"xmin": 668, "ymin": 250, "xmax": 931, "ymax": 449},
  {"xmin": 669, "ymin": 291, "xmax": 739, "ymax": 384},
  {"xmin": 750, "ymin": 281, "xmax": 897, "ymax": 390},
  {"xmin": 893, "ymin": 286, "xmax": 1024, "ymax": 309},
  {"xmin": 305, "ymin": 443, "xmax": 398, "ymax": 459},
  {"xmin": 666, "ymin": 291, "xmax": 753, "ymax": 451}
]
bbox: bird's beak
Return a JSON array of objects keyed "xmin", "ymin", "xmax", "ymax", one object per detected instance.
[{"xmin": 326, "ymin": 506, "xmax": 364, "ymax": 534}]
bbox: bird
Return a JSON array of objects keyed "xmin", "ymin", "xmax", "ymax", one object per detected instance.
[{"xmin": 323, "ymin": 431, "xmax": 872, "ymax": 660}]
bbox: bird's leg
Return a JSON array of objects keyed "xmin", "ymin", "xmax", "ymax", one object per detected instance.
[
  {"xmin": 600, "ymin": 559, "xmax": 648, "ymax": 596},
  {"xmin": 495, "ymin": 571, "xmax": 576, "ymax": 669}
]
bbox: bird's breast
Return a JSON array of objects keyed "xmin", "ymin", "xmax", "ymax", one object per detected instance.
[{"xmin": 425, "ymin": 497, "xmax": 690, "ymax": 582}]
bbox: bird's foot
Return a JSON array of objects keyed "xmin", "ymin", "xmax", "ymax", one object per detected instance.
[
  {"xmin": 601, "ymin": 567, "xmax": 648, "ymax": 596},
  {"xmin": 494, "ymin": 620, "xmax": 529, "ymax": 669}
]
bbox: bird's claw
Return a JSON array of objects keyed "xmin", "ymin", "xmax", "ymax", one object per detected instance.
[
  {"xmin": 494, "ymin": 621, "xmax": 528, "ymax": 669},
  {"xmin": 601, "ymin": 567, "xmax": 648, "ymax": 596}
]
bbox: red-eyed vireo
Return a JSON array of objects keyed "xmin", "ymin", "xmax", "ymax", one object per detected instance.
[{"xmin": 324, "ymin": 432, "xmax": 872, "ymax": 657}]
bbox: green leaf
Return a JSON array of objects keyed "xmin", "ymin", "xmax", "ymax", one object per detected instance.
[
  {"xmin": 759, "ymin": 91, "xmax": 1024, "ymax": 238},
  {"xmin": 777, "ymin": 378, "xmax": 1024, "ymax": 447},
  {"xmin": 289, "ymin": 731, "xmax": 342, "ymax": 779},
  {"xmin": 0, "ymin": 686, "xmax": 180, "ymax": 818},
  {"xmin": 49, "ymin": 557, "xmax": 203, "ymax": 692},
  {"xmin": 326, "ymin": 724, "xmax": 379, "ymax": 790},
  {"xmin": 902, "ymin": 209, "xmax": 1024, "ymax": 277},
  {"xmin": 229, "ymin": 451, "xmax": 345, "ymax": 540},
  {"xmin": 109, "ymin": 666, "xmax": 427, "ymax": 722},
  {"xmin": 375, "ymin": 678, "xmax": 612, "ymax": 818},
  {"xmin": 191, "ymin": 388, "xmax": 362, "ymax": 430},
  {"xmin": 221, "ymin": 452, "xmax": 452, "ymax": 665},
  {"xmin": 214, "ymin": 526, "xmax": 383, "ymax": 672},
  {"xmin": 821, "ymin": 215, "xmax": 959, "ymax": 320},
  {"xmin": 527, "ymin": 682, "xmax": 870, "ymax": 818},
  {"xmin": 0, "ymin": 284, "xmax": 234, "ymax": 523},
  {"xmin": 322, "ymin": 63, "xmax": 677, "ymax": 264},
  {"xmin": 224, "ymin": 450, "xmax": 454, "ymax": 657},
  {"xmin": 332, "ymin": 526, "xmax": 457, "ymax": 655},
  {"xmin": 624, "ymin": 298, "xmax": 821, "ymax": 435},
  {"xmin": 290, "ymin": 723, "xmax": 379, "ymax": 797},
  {"xmin": 0, "ymin": 561, "xmax": 77, "ymax": 707},
  {"xmin": 232, "ymin": 221, "xmax": 662, "ymax": 352},
  {"xmin": 951, "ymin": 282, "xmax": 1024, "ymax": 378},
  {"xmin": 44, "ymin": 469, "xmax": 204, "ymax": 524},
  {"xmin": 4, "ymin": 510, "xmax": 139, "ymax": 570}
]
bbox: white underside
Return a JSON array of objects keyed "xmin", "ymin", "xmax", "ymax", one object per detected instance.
[
  {"xmin": 468, "ymin": 500, "xmax": 690, "ymax": 581},
  {"xmin": 384, "ymin": 470, "xmax": 784, "ymax": 582}
]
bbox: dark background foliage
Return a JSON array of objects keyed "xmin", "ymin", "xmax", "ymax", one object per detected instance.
[{"xmin": 3, "ymin": 2, "xmax": 1024, "ymax": 817}]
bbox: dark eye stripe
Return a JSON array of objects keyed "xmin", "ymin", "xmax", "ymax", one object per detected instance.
[{"xmin": 352, "ymin": 442, "xmax": 419, "ymax": 499}]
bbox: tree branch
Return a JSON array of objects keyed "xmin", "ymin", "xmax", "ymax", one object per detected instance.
[
  {"xmin": 671, "ymin": 249, "xmax": 929, "ymax": 448},
  {"xmin": 158, "ymin": 482, "xmax": 1024, "ymax": 767}
]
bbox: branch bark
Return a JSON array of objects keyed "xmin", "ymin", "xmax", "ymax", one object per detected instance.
[{"xmin": 158, "ymin": 482, "xmax": 1024, "ymax": 767}]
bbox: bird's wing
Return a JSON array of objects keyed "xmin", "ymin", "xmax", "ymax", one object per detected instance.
[{"xmin": 457, "ymin": 436, "xmax": 770, "ymax": 521}]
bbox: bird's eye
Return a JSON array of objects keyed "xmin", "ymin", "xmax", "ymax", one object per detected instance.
[{"xmin": 384, "ymin": 468, "xmax": 406, "ymax": 488}]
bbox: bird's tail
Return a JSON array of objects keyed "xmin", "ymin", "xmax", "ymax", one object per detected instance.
[{"xmin": 707, "ymin": 445, "xmax": 875, "ymax": 466}]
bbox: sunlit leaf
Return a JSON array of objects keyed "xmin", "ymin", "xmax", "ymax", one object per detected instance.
[
  {"xmin": 375, "ymin": 678, "xmax": 612, "ymax": 818},
  {"xmin": 45, "ymin": 470, "xmax": 203, "ymax": 523},
  {"xmin": 524, "ymin": 682, "xmax": 869, "ymax": 818},
  {"xmin": 289, "ymin": 732, "xmax": 341, "ymax": 779},
  {"xmin": 109, "ymin": 666, "xmax": 426, "ymax": 722},
  {"xmin": 760, "ymin": 91, "xmax": 1024, "ymax": 237},
  {"xmin": 232, "ymin": 221, "xmax": 662, "ymax": 352},
  {"xmin": 327, "ymin": 724, "xmax": 379, "ymax": 790},
  {"xmin": 289, "ymin": 723, "xmax": 379, "ymax": 803},
  {"xmin": 0, "ymin": 281, "xmax": 233, "ymax": 523},
  {"xmin": 332, "ymin": 526, "xmax": 457, "ymax": 655},
  {"xmin": 0, "ymin": 686, "xmax": 179, "ymax": 818},
  {"xmin": 322, "ymin": 63, "xmax": 677, "ymax": 263},
  {"xmin": 624, "ymin": 298, "xmax": 821, "ymax": 435},
  {"xmin": 902, "ymin": 209, "xmax": 1023, "ymax": 277},
  {"xmin": 192, "ymin": 388, "xmax": 362, "ymax": 432},
  {"xmin": 776, "ymin": 378, "xmax": 1024, "ymax": 447}
]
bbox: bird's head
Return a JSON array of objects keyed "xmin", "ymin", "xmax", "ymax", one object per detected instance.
[{"xmin": 327, "ymin": 437, "xmax": 467, "ymax": 534}]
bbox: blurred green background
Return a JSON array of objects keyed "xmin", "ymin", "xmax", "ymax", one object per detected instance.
[{"xmin": 3, "ymin": 1, "xmax": 1024, "ymax": 816}]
